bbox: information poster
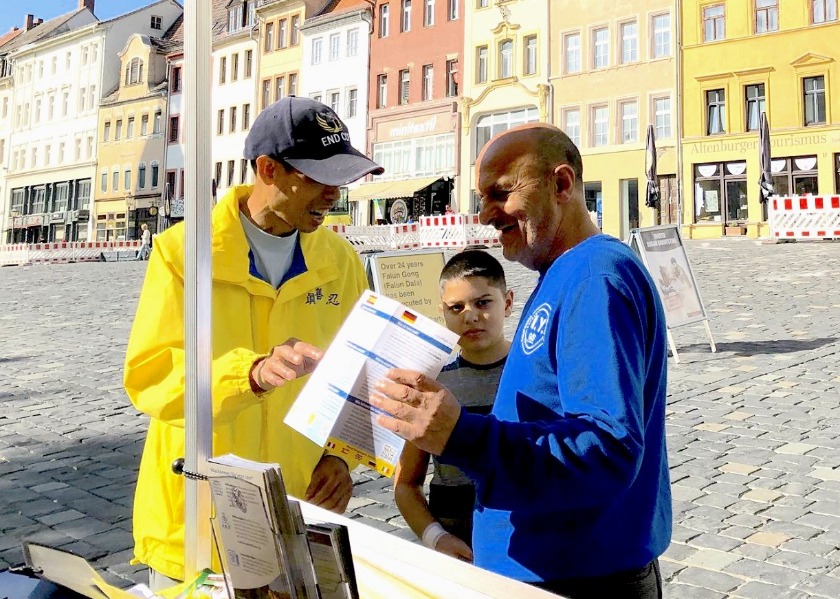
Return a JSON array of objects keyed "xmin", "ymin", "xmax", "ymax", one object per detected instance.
[
  {"xmin": 368, "ymin": 250, "xmax": 446, "ymax": 325},
  {"xmin": 633, "ymin": 225, "xmax": 706, "ymax": 328}
]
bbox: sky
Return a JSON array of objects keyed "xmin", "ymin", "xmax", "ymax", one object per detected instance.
[{"xmin": 0, "ymin": 0, "xmax": 158, "ymax": 33}]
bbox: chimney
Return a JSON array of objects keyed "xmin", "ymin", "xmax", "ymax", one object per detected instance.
[
  {"xmin": 79, "ymin": 0, "xmax": 95, "ymax": 13},
  {"xmin": 24, "ymin": 14, "xmax": 34, "ymax": 31},
  {"xmin": 36, "ymin": 18, "xmax": 43, "ymax": 26}
]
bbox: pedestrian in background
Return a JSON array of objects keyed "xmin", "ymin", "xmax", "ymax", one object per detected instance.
[
  {"xmin": 124, "ymin": 97, "xmax": 382, "ymax": 591},
  {"xmin": 372, "ymin": 123, "xmax": 671, "ymax": 598},
  {"xmin": 137, "ymin": 223, "xmax": 151, "ymax": 260}
]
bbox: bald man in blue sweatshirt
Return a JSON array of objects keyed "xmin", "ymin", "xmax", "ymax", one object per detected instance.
[{"xmin": 372, "ymin": 124, "xmax": 671, "ymax": 598}]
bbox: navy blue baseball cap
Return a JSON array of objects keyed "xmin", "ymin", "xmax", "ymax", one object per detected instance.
[{"xmin": 244, "ymin": 96, "xmax": 383, "ymax": 186}]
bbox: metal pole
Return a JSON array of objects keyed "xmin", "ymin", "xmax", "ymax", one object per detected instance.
[{"xmin": 183, "ymin": 0, "xmax": 214, "ymax": 579}]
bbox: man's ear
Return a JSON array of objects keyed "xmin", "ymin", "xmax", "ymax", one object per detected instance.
[
  {"xmin": 504, "ymin": 289, "xmax": 514, "ymax": 317},
  {"xmin": 255, "ymin": 155, "xmax": 276, "ymax": 182},
  {"xmin": 553, "ymin": 164, "xmax": 576, "ymax": 203}
]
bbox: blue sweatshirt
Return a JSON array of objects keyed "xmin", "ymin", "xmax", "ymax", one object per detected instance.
[{"xmin": 441, "ymin": 235, "xmax": 672, "ymax": 582}]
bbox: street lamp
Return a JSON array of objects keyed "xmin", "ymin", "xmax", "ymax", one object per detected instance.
[{"xmin": 125, "ymin": 192, "xmax": 135, "ymax": 240}]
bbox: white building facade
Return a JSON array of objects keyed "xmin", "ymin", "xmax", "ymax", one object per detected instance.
[
  {"xmin": 3, "ymin": 0, "xmax": 181, "ymax": 243},
  {"xmin": 211, "ymin": 13, "xmax": 259, "ymax": 200},
  {"xmin": 301, "ymin": 5, "xmax": 371, "ymax": 223}
]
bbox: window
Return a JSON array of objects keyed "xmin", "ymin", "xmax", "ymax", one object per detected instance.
[
  {"xmin": 373, "ymin": 133, "xmax": 455, "ymax": 178},
  {"xmin": 380, "ymin": 4, "xmax": 390, "ymax": 37},
  {"xmin": 265, "ymin": 23, "xmax": 274, "ymax": 52},
  {"xmin": 755, "ymin": 0, "xmax": 779, "ymax": 33},
  {"xmin": 291, "ymin": 15, "xmax": 301, "ymax": 45},
  {"xmin": 620, "ymin": 22, "xmax": 637, "ymax": 63},
  {"xmin": 312, "ymin": 38, "xmax": 323, "ymax": 64},
  {"xmin": 524, "ymin": 35, "xmax": 537, "ymax": 75},
  {"xmin": 378, "ymin": 74, "xmax": 388, "ymax": 107},
  {"xmin": 592, "ymin": 105, "xmax": 608, "ymax": 146},
  {"xmin": 154, "ymin": 110, "xmax": 162, "ymax": 134},
  {"xmin": 347, "ymin": 28, "xmax": 359, "ymax": 56},
  {"xmin": 243, "ymin": 103, "xmax": 251, "ymax": 130},
  {"xmin": 474, "ymin": 107, "xmax": 539, "ymax": 158},
  {"xmin": 126, "ymin": 58, "xmax": 144, "ymax": 85},
  {"xmin": 228, "ymin": 2, "xmax": 244, "ymax": 32},
  {"xmin": 275, "ymin": 76, "xmax": 285, "ymax": 101},
  {"xmin": 231, "ymin": 53, "xmax": 239, "ymax": 81},
  {"xmin": 422, "ymin": 64, "xmax": 433, "ymax": 100},
  {"xmin": 89, "ymin": 86, "xmax": 96, "ymax": 111},
  {"xmin": 565, "ymin": 33, "xmax": 581, "ymax": 74},
  {"xmin": 703, "ymin": 5, "xmax": 725, "ymax": 41},
  {"xmin": 79, "ymin": 88, "xmax": 87, "ymax": 112},
  {"xmin": 446, "ymin": 59, "xmax": 458, "ymax": 96},
  {"xmin": 769, "ymin": 156, "xmax": 820, "ymax": 198},
  {"xmin": 652, "ymin": 13, "xmax": 671, "ymax": 57},
  {"xmin": 279, "ymin": 19, "xmax": 287, "ymax": 48},
  {"xmin": 449, "ymin": 0, "xmax": 459, "ymax": 20},
  {"xmin": 219, "ymin": 56, "xmax": 226, "ymax": 84},
  {"xmin": 112, "ymin": 170, "xmax": 119, "ymax": 191},
  {"xmin": 330, "ymin": 33, "xmax": 340, "ymax": 60},
  {"xmin": 329, "ymin": 91, "xmax": 340, "ymax": 112},
  {"xmin": 62, "ymin": 92, "xmax": 69, "ymax": 117},
  {"xmin": 288, "ymin": 73, "xmax": 298, "ymax": 97},
  {"xmin": 103, "ymin": 121, "xmax": 111, "ymax": 142},
  {"xmin": 654, "ymin": 96, "xmax": 672, "ymax": 138},
  {"xmin": 127, "ymin": 117, "xmax": 135, "ymax": 138},
  {"xmin": 402, "ymin": 0, "xmax": 412, "ymax": 32},
  {"xmin": 812, "ymin": 0, "xmax": 838, "ymax": 23},
  {"xmin": 151, "ymin": 15, "xmax": 162, "ymax": 29},
  {"xmin": 262, "ymin": 79, "xmax": 271, "ymax": 109},
  {"xmin": 620, "ymin": 101, "xmax": 638, "ymax": 143},
  {"xmin": 424, "ymin": 0, "xmax": 435, "ymax": 26},
  {"xmin": 227, "ymin": 160, "xmax": 235, "ymax": 186},
  {"xmin": 152, "ymin": 162, "xmax": 159, "ymax": 187},
  {"xmin": 101, "ymin": 170, "xmax": 107, "ymax": 192},
  {"xmin": 171, "ymin": 66, "xmax": 182, "ymax": 92},
  {"xmin": 245, "ymin": 50, "xmax": 253, "ymax": 78},
  {"xmin": 499, "ymin": 39, "xmax": 513, "ymax": 78},
  {"xmin": 218, "ymin": 109, "xmax": 225, "ymax": 135},
  {"xmin": 115, "ymin": 119, "xmax": 122, "ymax": 140},
  {"xmin": 230, "ymin": 106, "xmax": 237, "ymax": 133},
  {"xmin": 563, "ymin": 108, "xmax": 581, "ymax": 147},
  {"xmin": 346, "ymin": 88, "xmax": 358, "ymax": 118},
  {"xmin": 477, "ymin": 0, "xmax": 488, "ymax": 6},
  {"xmin": 44, "ymin": 144, "xmax": 51, "ymax": 165},
  {"xmin": 48, "ymin": 95, "xmax": 55, "ymax": 120},
  {"xmin": 399, "ymin": 69, "xmax": 410, "ymax": 105},
  {"xmin": 468, "ymin": 46, "xmax": 486, "ymax": 85},
  {"xmin": 745, "ymin": 84, "xmax": 766, "ymax": 131},
  {"xmin": 804, "ymin": 76, "xmax": 826, "ymax": 125},
  {"xmin": 241, "ymin": 159, "xmax": 248, "ymax": 184},
  {"xmin": 312, "ymin": 94, "xmax": 322, "ymax": 103},
  {"xmin": 125, "ymin": 168, "xmax": 132, "ymax": 190},
  {"xmin": 706, "ymin": 89, "xmax": 726, "ymax": 134},
  {"xmin": 66, "ymin": 52, "xmax": 71, "ymax": 70},
  {"xmin": 169, "ymin": 115, "xmax": 179, "ymax": 142},
  {"xmin": 139, "ymin": 163, "xmax": 146, "ymax": 188},
  {"xmin": 593, "ymin": 28, "xmax": 608, "ymax": 69}
]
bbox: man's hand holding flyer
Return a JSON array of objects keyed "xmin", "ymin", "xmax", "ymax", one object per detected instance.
[{"xmin": 284, "ymin": 291, "xmax": 460, "ymax": 476}]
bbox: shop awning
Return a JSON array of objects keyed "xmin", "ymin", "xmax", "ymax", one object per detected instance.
[{"xmin": 348, "ymin": 176, "xmax": 441, "ymax": 202}]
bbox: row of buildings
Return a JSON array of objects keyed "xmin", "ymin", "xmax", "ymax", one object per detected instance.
[{"xmin": 1, "ymin": 0, "xmax": 839, "ymax": 244}]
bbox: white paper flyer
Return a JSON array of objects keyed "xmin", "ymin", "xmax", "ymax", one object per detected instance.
[{"xmin": 284, "ymin": 290, "xmax": 459, "ymax": 476}]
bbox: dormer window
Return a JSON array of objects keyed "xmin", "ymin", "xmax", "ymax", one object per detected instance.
[
  {"xmin": 125, "ymin": 58, "xmax": 144, "ymax": 85},
  {"xmin": 228, "ymin": 0, "xmax": 255, "ymax": 32}
]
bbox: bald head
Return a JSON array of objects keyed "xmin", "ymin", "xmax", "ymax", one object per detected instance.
[{"xmin": 476, "ymin": 123, "xmax": 584, "ymax": 189}]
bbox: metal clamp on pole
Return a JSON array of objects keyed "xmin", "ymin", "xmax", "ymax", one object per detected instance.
[{"xmin": 171, "ymin": 457, "xmax": 209, "ymax": 481}]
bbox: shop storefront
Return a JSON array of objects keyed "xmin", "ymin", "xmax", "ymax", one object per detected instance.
[{"xmin": 6, "ymin": 179, "xmax": 92, "ymax": 242}]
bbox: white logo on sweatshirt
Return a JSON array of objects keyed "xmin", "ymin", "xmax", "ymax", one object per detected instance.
[{"xmin": 521, "ymin": 303, "xmax": 551, "ymax": 355}]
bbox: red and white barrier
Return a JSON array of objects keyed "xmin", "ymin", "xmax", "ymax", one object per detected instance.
[
  {"xmin": 0, "ymin": 240, "xmax": 142, "ymax": 266},
  {"xmin": 338, "ymin": 223, "xmax": 421, "ymax": 252},
  {"xmin": 769, "ymin": 195, "xmax": 840, "ymax": 240}
]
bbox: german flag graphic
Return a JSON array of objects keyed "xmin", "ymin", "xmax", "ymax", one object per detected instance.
[
  {"xmin": 366, "ymin": 294, "xmax": 377, "ymax": 306},
  {"xmin": 400, "ymin": 310, "xmax": 418, "ymax": 325}
]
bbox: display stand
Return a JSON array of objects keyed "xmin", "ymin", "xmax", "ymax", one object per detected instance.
[
  {"xmin": 628, "ymin": 225, "xmax": 716, "ymax": 363},
  {"xmin": 366, "ymin": 249, "xmax": 447, "ymax": 325}
]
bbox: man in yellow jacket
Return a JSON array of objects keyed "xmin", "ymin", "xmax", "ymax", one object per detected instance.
[{"xmin": 124, "ymin": 97, "xmax": 383, "ymax": 588}]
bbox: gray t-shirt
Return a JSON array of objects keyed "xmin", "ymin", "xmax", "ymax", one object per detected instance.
[
  {"xmin": 432, "ymin": 355, "xmax": 505, "ymax": 487},
  {"xmin": 239, "ymin": 211, "xmax": 298, "ymax": 289}
]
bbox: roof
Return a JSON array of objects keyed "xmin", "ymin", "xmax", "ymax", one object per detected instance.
[
  {"xmin": 305, "ymin": 0, "xmax": 370, "ymax": 27},
  {"xmin": 162, "ymin": 0, "xmax": 234, "ymax": 55},
  {"xmin": 0, "ymin": 8, "xmax": 86, "ymax": 54},
  {"xmin": 0, "ymin": 28, "xmax": 23, "ymax": 49},
  {"xmin": 348, "ymin": 176, "xmax": 442, "ymax": 202}
]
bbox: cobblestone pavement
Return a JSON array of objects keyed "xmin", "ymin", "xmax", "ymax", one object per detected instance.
[{"xmin": 1, "ymin": 238, "xmax": 840, "ymax": 597}]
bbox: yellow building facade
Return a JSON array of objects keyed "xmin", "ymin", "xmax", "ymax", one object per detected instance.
[
  {"xmin": 256, "ymin": 0, "xmax": 314, "ymax": 114},
  {"xmin": 550, "ymin": 0, "xmax": 678, "ymax": 240},
  {"xmin": 94, "ymin": 34, "xmax": 169, "ymax": 240},
  {"xmin": 682, "ymin": 1, "xmax": 840, "ymax": 238},
  {"xmin": 457, "ymin": 0, "xmax": 550, "ymax": 213}
]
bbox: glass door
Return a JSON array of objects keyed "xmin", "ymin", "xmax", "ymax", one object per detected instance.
[{"xmin": 725, "ymin": 180, "xmax": 748, "ymax": 224}]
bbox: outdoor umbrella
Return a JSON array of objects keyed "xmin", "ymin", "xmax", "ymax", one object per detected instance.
[
  {"xmin": 758, "ymin": 111, "xmax": 774, "ymax": 203},
  {"xmin": 645, "ymin": 124, "xmax": 660, "ymax": 209}
]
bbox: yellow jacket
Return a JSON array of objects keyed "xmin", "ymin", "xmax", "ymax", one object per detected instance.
[{"xmin": 124, "ymin": 185, "xmax": 367, "ymax": 580}]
